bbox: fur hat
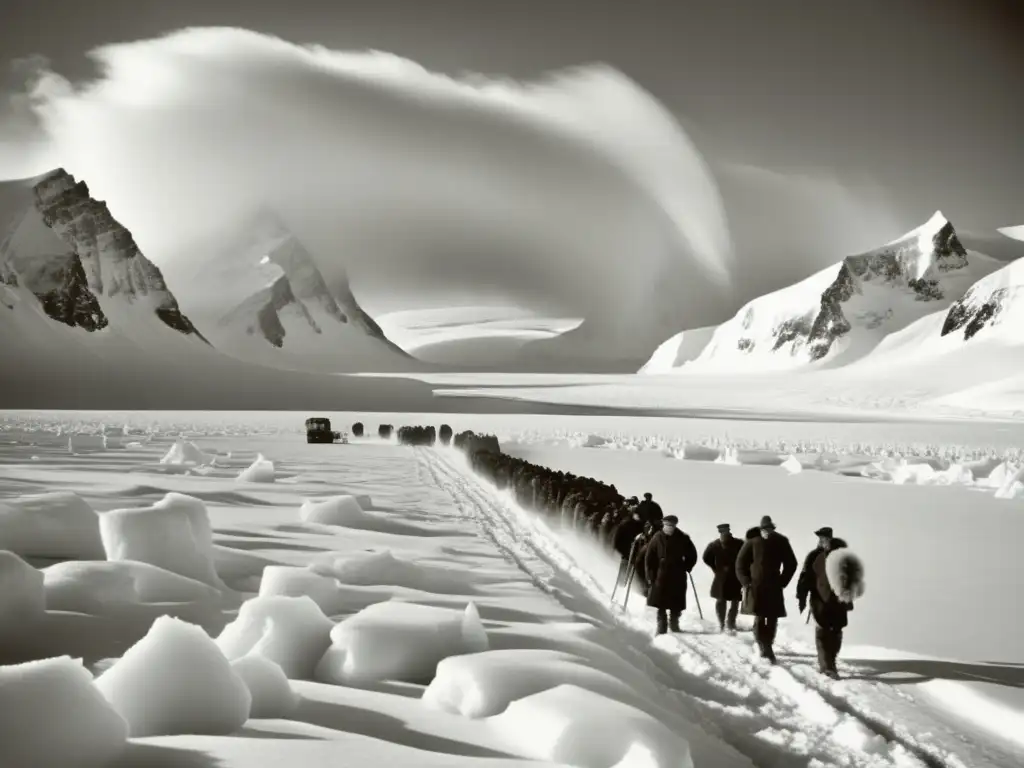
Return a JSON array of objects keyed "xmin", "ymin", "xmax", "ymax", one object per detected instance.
[
  {"xmin": 716, "ymin": 523, "xmax": 731, "ymax": 533},
  {"xmin": 814, "ymin": 526, "xmax": 834, "ymax": 538},
  {"xmin": 759, "ymin": 515, "xmax": 776, "ymax": 530},
  {"xmin": 663, "ymin": 515, "xmax": 679, "ymax": 525}
]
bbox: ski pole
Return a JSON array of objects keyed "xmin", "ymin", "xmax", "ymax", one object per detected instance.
[{"xmin": 688, "ymin": 571, "xmax": 703, "ymax": 620}]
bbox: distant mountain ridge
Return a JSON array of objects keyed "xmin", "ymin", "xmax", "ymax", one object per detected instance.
[{"xmin": 641, "ymin": 212, "xmax": 1011, "ymax": 374}]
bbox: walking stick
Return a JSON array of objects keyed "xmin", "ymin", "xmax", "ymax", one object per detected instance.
[
  {"xmin": 688, "ymin": 571, "xmax": 703, "ymax": 620},
  {"xmin": 610, "ymin": 545, "xmax": 631, "ymax": 603},
  {"xmin": 621, "ymin": 552, "xmax": 639, "ymax": 610}
]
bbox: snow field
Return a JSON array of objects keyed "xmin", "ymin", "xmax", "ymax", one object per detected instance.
[{"xmin": 4, "ymin": 418, "xmax": 1023, "ymax": 768}]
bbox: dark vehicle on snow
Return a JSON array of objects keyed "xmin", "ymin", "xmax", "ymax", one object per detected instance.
[{"xmin": 305, "ymin": 417, "xmax": 347, "ymax": 444}]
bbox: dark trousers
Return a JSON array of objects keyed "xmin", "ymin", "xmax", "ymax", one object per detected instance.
[
  {"xmin": 715, "ymin": 599, "xmax": 739, "ymax": 629},
  {"xmin": 656, "ymin": 609, "xmax": 681, "ymax": 634},
  {"xmin": 753, "ymin": 615, "xmax": 778, "ymax": 657},
  {"xmin": 815, "ymin": 625, "xmax": 843, "ymax": 672}
]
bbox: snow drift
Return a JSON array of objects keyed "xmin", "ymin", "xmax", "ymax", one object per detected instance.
[
  {"xmin": 94, "ymin": 615, "xmax": 251, "ymax": 736},
  {"xmin": 0, "ymin": 656, "xmax": 128, "ymax": 768},
  {"xmin": 0, "ymin": 491, "xmax": 105, "ymax": 559},
  {"xmin": 216, "ymin": 595, "xmax": 335, "ymax": 679},
  {"xmin": 316, "ymin": 601, "xmax": 489, "ymax": 684},
  {"xmin": 487, "ymin": 683, "xmax": 693, "ymax": 768},
  {"xmin": 99, "ymin": 494, "xmax": 223, "ymax": 588}
]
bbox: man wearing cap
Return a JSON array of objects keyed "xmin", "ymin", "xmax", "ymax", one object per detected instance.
[
  {"xmin": 736, "ymin": 515, "xmax": 798, "ymax": 663},
  {"xmin": 796, "ymin": 526, "xmax": 852, "ymax": 679},
  {"xmin": 702, "ymin": 523, "xmax": 743, "ymax": 633},
  {"xmin": 644, "ymin": 514, "xmax": 698, "ymax": 635}
]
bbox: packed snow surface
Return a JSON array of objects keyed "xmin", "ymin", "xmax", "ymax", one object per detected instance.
[
  {"xmin": 0, "ymin": 550, "xmax": 46, "ymax": 619},
  {"xmin": 0, "ymin": 411, "xmax": 1023, "ymax": 768}
]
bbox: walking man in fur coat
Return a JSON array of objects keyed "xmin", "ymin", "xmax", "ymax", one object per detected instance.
[
  {"xmin": 736, "ymin": 515, "xmax": 798, "ymax": 663},
  {"xmin": 645, "ymin": 514, "xmax": 698, "ymax": 635},
  {"xmin": 796, "ymin": 526, "xmax": 864, "ymax": 679},
  {"xmin": 702, "ymin": 523, "xmax": 743, "ymax": 633}
]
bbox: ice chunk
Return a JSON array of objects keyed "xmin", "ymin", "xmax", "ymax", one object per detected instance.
[
  {"xmin": 0, "ymin": 550, "xmax": 45, "ymax": 620},
  {"xmin": 99, "ymin": 499, "xmax": 223, "ymax": 588},
  {"xmin": 230, "ymin": 654, "xmax": 300, "ymax": 718},
  {"xmin": 315, "ymin": 600, "xmax": 489, "ymax": 684},
  {"xmin": 152, "ymin": 492, "xmax": 214, "ymax": 554},
  {"xmin": 237, "ymin": 454, "xmax": 276, "ymax": 483},
  {"xmin": 715, "ymin": 446, "xmax": 740, "ymax": 465},
  {"xmin": 422, "ymin": 648, "xmax": 642, "ymax": 718},
  {"xmin": 0, "ymin": 656, "xmax": 128, "ymax": 768},
  {"xmin": 95, "ymin": 616, "xmax": 251, "ymax": 737},
  {"xmin": 259, "ymin": 565, "xmax": 346, "ymax": 613},
  {"xmin": 994, "ymin": 464, "xmax": 1024, "ymax": 499},
  {"xmin": 0, "ymin": 491, "xmax": 105, "ymax": 559},
  {"xmin": 43, "ymin": 560, "xmax": 221, "ymax": 613},
  {"xmin": 216, "ymin": 595, "xmax": 334, "ymax": 679},
  {"xmin": 300, "ymin": 494, "xmax": 365, "ymax": 525},
  {"xmin": 159, "ymin": 438, "xmax": 215, "ymax": 465},
  {"xmin": 488, "ymin": 684, "xmax": 692, "ymax": 768},
  {"xmin": 781, "ymin": 455, "xmax": 803, "ymax": 474}
]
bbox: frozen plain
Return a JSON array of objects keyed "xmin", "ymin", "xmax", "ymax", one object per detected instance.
[{"xmin": 1, "ymin": 409, "xmax": 1023, "ymax": 768}]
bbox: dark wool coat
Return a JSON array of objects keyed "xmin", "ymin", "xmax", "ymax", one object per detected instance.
[
  {"xmin": 796, "ymin": 538, "xmax": 852, "ymax": 629},
  {"xmin": 645, "ymin": 529, "xmax": 698, "ymax": 611},
  {"xmin": 612, "ymin": 518, "xmax": 645, "ymax": 559},
  {"xmin": 702, "ymin": 536, "xmax": 744, "ymax": 601},
  {"xmin": 636, "ymin": 499, "xmax": 664, "ymax": 527},
  {"xmin": 736, "ymin": 532, "xmax": 798, "ymax": 618}
]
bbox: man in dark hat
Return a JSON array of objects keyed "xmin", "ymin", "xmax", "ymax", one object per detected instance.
[
  {"xmin": 644, "ymin": 514, "xmax": 698, "ymax": 635},
  {"xmin": 702, "ymin": 523, "xmax": 743, "ymax": 633},
  {"xmin": 636, "ymin": 492, "xmax": 664, "ymax": 528},
  {"xmin": 736, "ymin": 515, "xmax": 798, "ymax": 663},
  {"xmin": 796, "ymin": 526, "xmax": 852, "ymax": 679}
]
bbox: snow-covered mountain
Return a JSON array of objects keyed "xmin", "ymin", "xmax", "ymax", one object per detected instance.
[
  {"xmin": 659, "ymin": 212, "xmax": 1001, "ymax": 374},
  {"xmin": 180, "ymin": 214, "xmax": 417, "ymax": 373},
  {"xmin": 28, "ymin": 169, "xmax": 206, "ymax": 343},
  {"xmin": 0, "ymin": 177, "xmax": 437, "ymax": 409},
  {"xmin": 940, "ymin": 257, "xmax": 1024, "ymax": 342}
]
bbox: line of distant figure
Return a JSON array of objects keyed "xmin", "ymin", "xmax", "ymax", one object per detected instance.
[{"xmin": 352, "ymin": 422, "xmax": 864, "ymax": 679}]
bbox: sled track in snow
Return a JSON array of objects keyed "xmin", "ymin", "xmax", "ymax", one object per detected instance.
[{"xmin": 420, "ymin": 446, "xmax": 1004, "ymax": 768}]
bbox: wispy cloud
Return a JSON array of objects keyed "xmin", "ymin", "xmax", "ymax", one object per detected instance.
[{"xmin": 0, "ymin": 27, "xmax": 733, "ymax": 344}]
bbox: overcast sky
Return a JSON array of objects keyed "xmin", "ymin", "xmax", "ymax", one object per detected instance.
[{"xmin": 0, "ymin": 0, "xmax": 1020, "ymax": 337}]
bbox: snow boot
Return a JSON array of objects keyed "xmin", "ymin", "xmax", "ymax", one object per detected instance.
[
  {"xmin": 655, "ymin": 611, "xmax": 668, "ymax": 636},
  {"xmin": 669, "ymin": 611, "xmax": 681, "ymax": 633}
]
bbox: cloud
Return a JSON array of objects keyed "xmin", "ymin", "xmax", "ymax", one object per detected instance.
[
  {"xmin": 0, "ymin": 26, "xmax": 733, "ymax": 346},
  {"xmin": 711, "ymin": 162, "xmax": 906, "ymax": 305}
]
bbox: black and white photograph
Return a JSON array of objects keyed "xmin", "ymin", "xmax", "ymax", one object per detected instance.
[{"xmin": 1, "ymin": 1, "xmax": 1022, "ymax": 766}]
